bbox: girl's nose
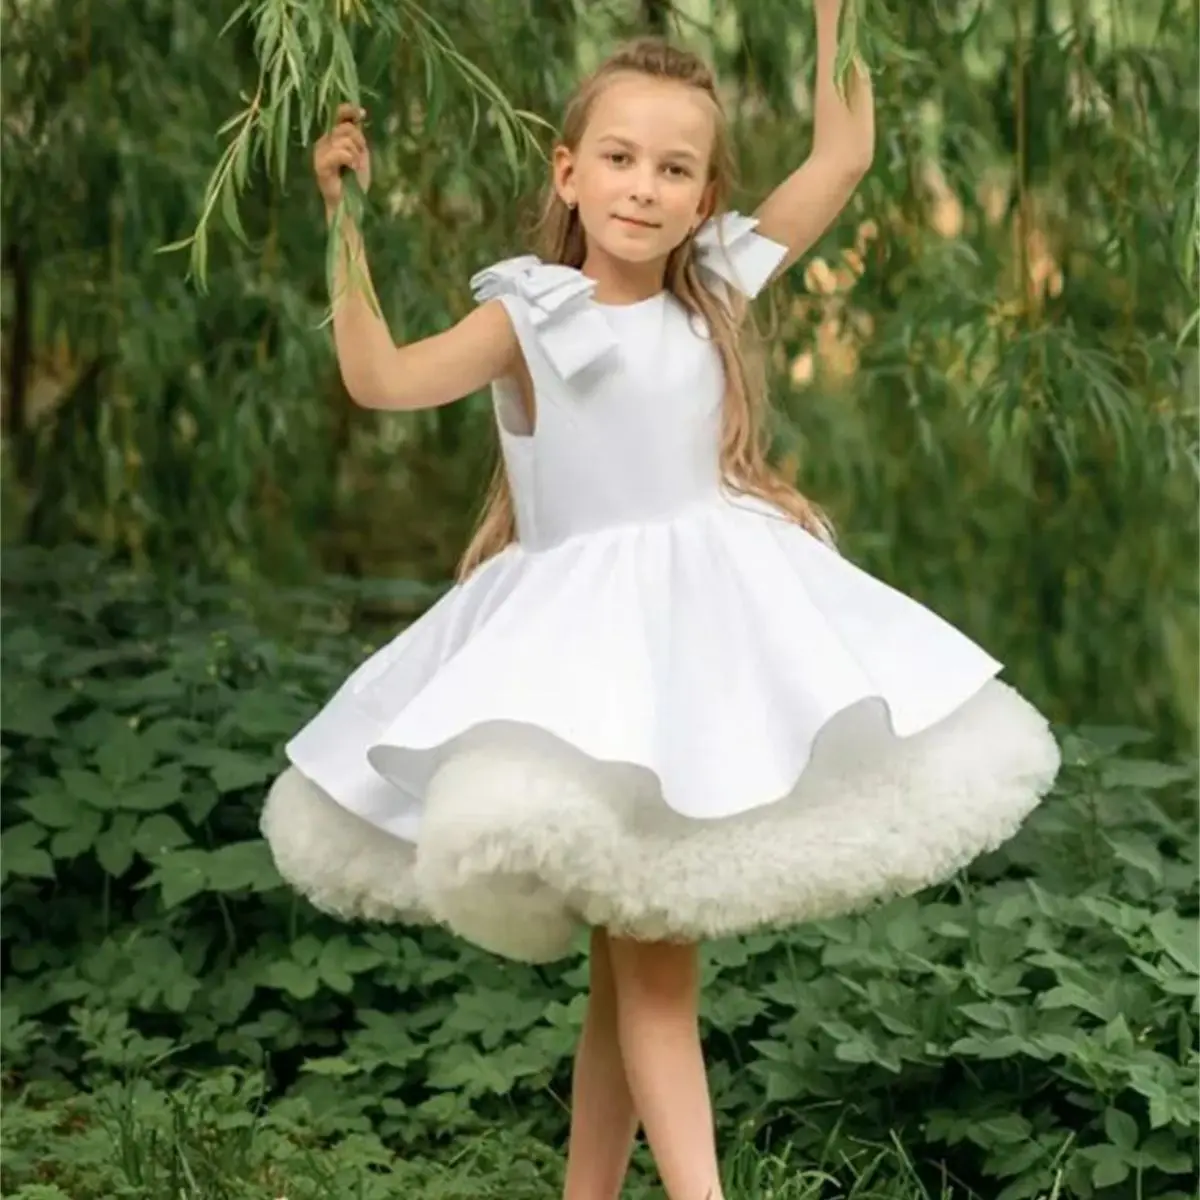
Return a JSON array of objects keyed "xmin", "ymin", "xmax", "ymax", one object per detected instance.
[{"xmin": 629, "ymin": 171, "xmax": 658, "ymax": 204}]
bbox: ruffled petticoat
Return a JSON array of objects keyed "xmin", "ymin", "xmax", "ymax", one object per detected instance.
[{"xmin": 261, "ymin": 499, "xmax": 1060, "ymax": 963}]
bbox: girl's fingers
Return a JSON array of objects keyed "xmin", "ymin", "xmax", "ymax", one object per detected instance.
[
  {"xmin": 330, "ymin": 127, "xmax": 367, "ymax": 153},
  {"xmin": 328, "ymin": 139, "xmax": 368, "ymax": 170},
  {"xmin": 317, "ymin": 107, "xmax": 369, "ymax": 188},
  {"xmin": 319, "ymin": 146, "xmax": 357, "ymax": 173},
  {"xmin": 333, "ymin": 102, "xmax": 366, "ymax": 123}
]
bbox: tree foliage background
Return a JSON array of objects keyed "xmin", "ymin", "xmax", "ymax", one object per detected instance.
[
  {"xmin": 3, "ymin": 0, "xmax": 1196, "ymax": 740},
  {"xmin": 1, "ymin": 1, "xmax": 1197, "ymax": 1197}
]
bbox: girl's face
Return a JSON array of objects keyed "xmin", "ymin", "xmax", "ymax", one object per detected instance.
[{"xmin": 556, "ymin": 74, "xmax": 716, "ymax": 266}]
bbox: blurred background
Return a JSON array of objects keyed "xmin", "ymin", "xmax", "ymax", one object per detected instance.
[
  {"xmin": 3, "ymin": 0, "xmax": 1196, "ymax": 739},
  {"xmin": 1, "ymin": 2, "xmax": 1197, "ymax": 1198}
]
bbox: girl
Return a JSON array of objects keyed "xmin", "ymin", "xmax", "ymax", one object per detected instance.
[{"xmin": 263, "ymin": 7, "xmax": 1060, "ymax": 1199}]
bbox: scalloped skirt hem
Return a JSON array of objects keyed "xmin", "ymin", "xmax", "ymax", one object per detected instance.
[{"xmin": 260, "ymin": 679, "xmax": 1059, "ymax": 963}]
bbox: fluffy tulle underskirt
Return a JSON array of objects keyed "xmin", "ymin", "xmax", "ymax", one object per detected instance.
[{"xmin": 261, "ymin": 678, "xmax": 1058, "ymax": 962}]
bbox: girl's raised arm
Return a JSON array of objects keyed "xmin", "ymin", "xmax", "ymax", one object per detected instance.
[
  {"xmin": 753, "ymin": 0, "xmax": 876, "ymax": 280},
  {"xmin": 316, "ymin": 105, "xmax": 519, "ymax": 412}
]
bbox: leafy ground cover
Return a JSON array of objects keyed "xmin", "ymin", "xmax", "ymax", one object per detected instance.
[{"xmin": 2, "ymin": 547, "xmax": 1196, "ymax": 1199}]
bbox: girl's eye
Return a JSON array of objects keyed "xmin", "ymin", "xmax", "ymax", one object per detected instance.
[
  {"xmin": 664, "ymin": 164, "xmax": 692, "ymax": 178},
  {"xmin": 607, "ymin": 151, "xmax": 631, "ymax": 166}
]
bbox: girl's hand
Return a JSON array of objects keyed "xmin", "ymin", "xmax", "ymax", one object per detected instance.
[{"xmin": 314, "ymin": 104, "xmax": 371, "ymax": 211}]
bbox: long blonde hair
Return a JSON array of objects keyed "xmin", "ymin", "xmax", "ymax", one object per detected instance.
[{"xmin": 458, "ymin": 36, "xmax": 829, "ymax": 579}]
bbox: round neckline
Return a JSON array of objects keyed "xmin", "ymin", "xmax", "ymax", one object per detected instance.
[{"xmin": 592, "ymin": 291, "xmax": 667, "ymax": 312}]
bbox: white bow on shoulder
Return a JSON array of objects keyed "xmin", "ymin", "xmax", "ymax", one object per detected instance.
[
  {"xmin": 471, "ymin": 256, "xmax": 618, "ymax": 380},
  {"xmin": 693, "ymin": 212, "xmax": 788, "ymax": 300},
  {"xmin": 469, "ymin": 212, "xmax": 787, "ymax": 380}
]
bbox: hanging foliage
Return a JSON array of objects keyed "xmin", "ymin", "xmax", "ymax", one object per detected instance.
[
  {"xmin": 171, "ymin": 0, "xmax": 547, "ymax": 295},
  {"xmin": 1, "ymin": 0, "xmax": 1196, "ymax": 739}
]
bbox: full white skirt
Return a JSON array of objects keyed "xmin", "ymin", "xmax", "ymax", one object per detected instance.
[{"xmin": 262, "ymin": 499, "xmax": 1060, "ymax": 961}]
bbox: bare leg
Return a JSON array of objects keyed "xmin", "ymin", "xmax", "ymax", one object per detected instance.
[
  {"xmin": 607, "ymin": 936, "xmax": 723, "ymax": 1200},
  {"xmin": 563, "ymin": 928, "xmax": 641, "ymax": 1200}
]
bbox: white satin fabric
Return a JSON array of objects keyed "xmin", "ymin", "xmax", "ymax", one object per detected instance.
[{"xmin": 264, "ymin": 212, "xmax": 1060, "ymax": 961}]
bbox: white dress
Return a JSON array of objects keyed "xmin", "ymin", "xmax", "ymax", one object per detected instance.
[{"xmin": 262, "ymin": 213, "xmax": 1060, "ymax": 963}]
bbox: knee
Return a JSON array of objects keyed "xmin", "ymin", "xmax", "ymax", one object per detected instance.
[{"xmin": 607, "ymin": 934, "xmax": 698, "ymax": 1010}]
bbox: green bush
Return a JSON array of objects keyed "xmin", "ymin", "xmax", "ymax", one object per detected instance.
[
  {"xmin": 2, "ymin": 546, "xmax": 1196, "ymax": 1199},
  {"xmin": 4, "ymin": 0, "xmax": 1196, "ymax": 746}
]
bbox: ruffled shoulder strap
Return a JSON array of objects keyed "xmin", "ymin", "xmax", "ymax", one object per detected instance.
[
  {"xmin": 693, "ymin": 212, "xmax": 788, "ymax": 300},
  {"xmin": 470, "ymin": 256, "xmax": 617, "ymax": 381}
]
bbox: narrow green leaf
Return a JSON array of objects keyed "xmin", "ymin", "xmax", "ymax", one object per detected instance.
[
  {"xmin": 276, "ymin": 87, "xmax": 292, "ymax": 186},
  {"xmin": 220, "ymin": 173, "xmax": 249, "ymax": 245}
]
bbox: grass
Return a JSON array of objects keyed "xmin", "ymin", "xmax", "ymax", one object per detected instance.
[{"xmin": 1, "ymin": 1070, "xmax": 1065, "ymax": 1200}]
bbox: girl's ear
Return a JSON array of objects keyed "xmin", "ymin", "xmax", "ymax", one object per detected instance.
[
  {"xmin": 552, "ymin": 145, "xmax": 577, "ymax": 208},
  {"xmin": 696, "ymin": 180, "xmax": 717, "ymax": 227}
]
